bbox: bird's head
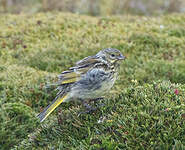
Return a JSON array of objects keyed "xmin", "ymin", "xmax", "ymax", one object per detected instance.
[{"xmin": 97, "ymin": 48, "xmax": 126, "ymax": 64}]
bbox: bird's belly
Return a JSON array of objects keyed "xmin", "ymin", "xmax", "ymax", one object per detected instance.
[
  {"xmin": 96, "ymin": 78, "xmax": 115, "ymax": 94},
  {"xmin": 70, "ymin": 74, "xmax": 116, "ymax": 100}
]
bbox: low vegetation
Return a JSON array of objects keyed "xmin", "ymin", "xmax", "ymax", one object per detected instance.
[{"xmin": 0, "ymin": 13, "xmax": 184, "ymax": 149}]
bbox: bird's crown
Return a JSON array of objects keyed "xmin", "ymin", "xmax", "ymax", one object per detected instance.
[{"xmin": 96, "ymin": 48, "xmax": 125, "ymax": 63}]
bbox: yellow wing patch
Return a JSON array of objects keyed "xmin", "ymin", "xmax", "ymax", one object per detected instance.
[
  {"xmin": 62, "ymin": 71, "xmax": 78, "ymax": 78},
  {"xmin": 60, "ymin": 56, "xmax": 100, "ymax": 85},
  {"xmin": 61, "ymin": 77, "xmax": 78, "ymax": 84},
  {"xmin": 60, "ymin": 71, "xmax": 80, "ymax": 84}
]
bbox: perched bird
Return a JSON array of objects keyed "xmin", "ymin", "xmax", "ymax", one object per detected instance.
[{"xmin": 38, "ymin": 48, "xmax": 125, "ymax": 122}]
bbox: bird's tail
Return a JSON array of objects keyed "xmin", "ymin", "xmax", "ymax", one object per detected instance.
[{"xmin": 37, "ymin": 93, "xmax": 68, "ymax": 122}]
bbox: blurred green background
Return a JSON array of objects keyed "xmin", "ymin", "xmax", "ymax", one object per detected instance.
[{"xmin": 0, "ymin": 0, "xmax": 185, "ymax": 15}]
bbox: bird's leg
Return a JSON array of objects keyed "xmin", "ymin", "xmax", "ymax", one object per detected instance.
[
  {"xmin": 78, "ymin": 101, "xmax": 97, "ymax": 116},
  {"xmin": 90, "ymin": 97, "xmax": 105, "ymax": 108},
  {"xmin": 78, "ymin": 98, "xmax": 105, "ymax": 116},
  {"xmin": 83, "ymin": 101, "xmax": 92, "ymax": 110},
  {"xmin": 83, "ymin": 101, "xmax": 97, "ymax": 111},
  {"xmin": 89, "ymin": 97, "xmax": 104, "ymax": 103}
]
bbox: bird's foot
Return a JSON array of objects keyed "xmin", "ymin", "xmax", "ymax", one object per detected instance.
[
  {"xmin": 89, "ymin": 97, "xmax": 104, "ymax": 103},
  {"xmin": 78, "ymin": 107, "xmax": 97, "ymax": 116},
  {"xmin": 78, "ymin": 101, "xmax": 105, "ymax": 116}
]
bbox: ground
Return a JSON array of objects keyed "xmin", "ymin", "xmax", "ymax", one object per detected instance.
[{"xmin": 0, "ymin": 13, "xmax": 185, "ymax": 149}]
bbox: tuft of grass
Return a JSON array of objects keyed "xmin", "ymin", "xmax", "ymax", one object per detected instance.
[
  {"xmin": 0, "ymin": 13, "xmax": 185, "ymax": 149},
  {"xmin": 14, "ymin": 81, "xmax": 185, "ymax": 150}
]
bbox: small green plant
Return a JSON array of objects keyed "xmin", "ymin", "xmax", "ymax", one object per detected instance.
[{"xmin": 0, "ymin": 13, "xmax": 185, "ymax": 149}]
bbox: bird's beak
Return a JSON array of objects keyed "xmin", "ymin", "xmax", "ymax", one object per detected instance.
[{"xmin": 117, "ymin": 54, "xmax": 126, "ymax": 60}]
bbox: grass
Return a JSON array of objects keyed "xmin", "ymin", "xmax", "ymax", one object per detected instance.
[{"xmin": 0, "ymin": 12, "xmax": 185, "ymax": 149}]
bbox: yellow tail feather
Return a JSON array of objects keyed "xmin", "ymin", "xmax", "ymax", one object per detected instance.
[{"xmin": 37, "ymin": 94, "xmax": 68, "ymax": 122}]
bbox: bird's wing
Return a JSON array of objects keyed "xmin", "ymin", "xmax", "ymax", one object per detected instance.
[
  {"xmin": 75, "ymin": 55, "xmax": 101, "ymax": 66},
  {"xmin": 58, "ymin": 55, "xmax": 102, "ymax": 85}
]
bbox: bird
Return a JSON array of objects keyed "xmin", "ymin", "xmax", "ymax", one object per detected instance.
[{"xmin": 37, "ymin": 48, "xmax": 126, "ymax": 122}]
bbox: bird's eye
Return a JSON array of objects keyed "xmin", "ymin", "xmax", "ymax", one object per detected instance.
[{"xmin": 111, "ymin": 54, "xmax": 115, "ymax": 57}]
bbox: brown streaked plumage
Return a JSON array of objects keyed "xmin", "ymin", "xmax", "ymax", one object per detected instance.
[{"xmin": 38, "ymin": 48, "xmax": 125, "ymax": 122}]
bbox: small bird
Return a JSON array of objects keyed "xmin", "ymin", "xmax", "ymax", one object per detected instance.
[{"xmin": 38, "ymin": 48, "xmax": 125, "ymax": 122}]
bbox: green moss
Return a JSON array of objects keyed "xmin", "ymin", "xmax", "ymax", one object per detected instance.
[
  {"xmin": 0, "ymin": 103, "xmax": 39, "ymax": 149},
  {"xmin": 168, "ymin": 27, "xmax": 185, "ymax": 38},
  {"xmin": 13, "ymin": 81, "xmax": 185, "ymax": 150},
  {"xmin": 0, "ymin": 13, "xmax": 185, "ymax": 149}
]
